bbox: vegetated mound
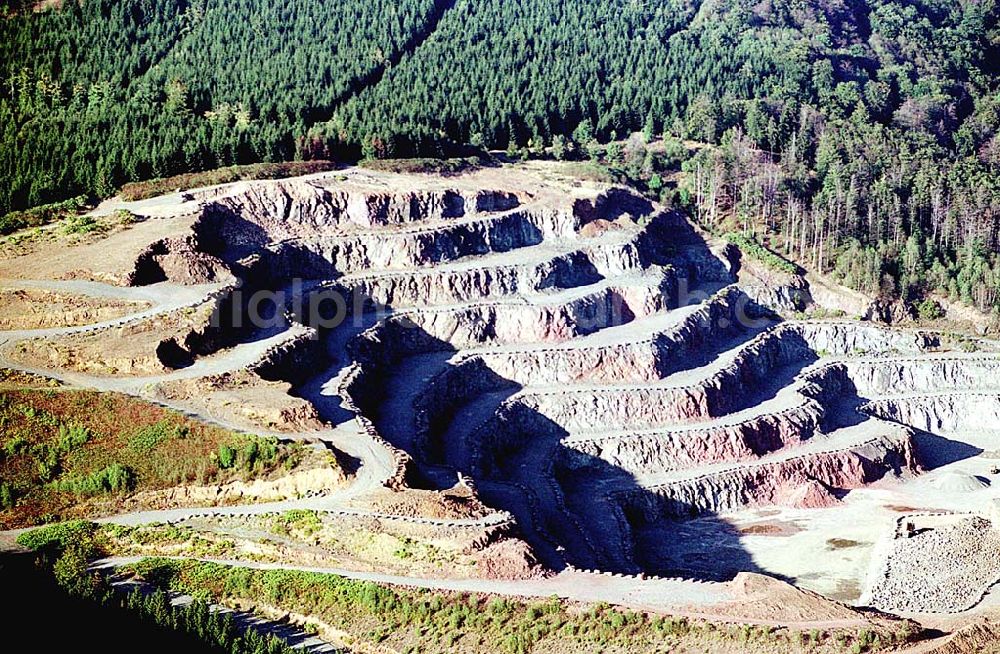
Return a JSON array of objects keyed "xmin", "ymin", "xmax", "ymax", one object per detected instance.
[
  {"xmin": 0, "ymin": 367, "xmax": 61, "ymax": 390},
  {"xmin": 109, "ymin": 510, "xmax": 537, "ymax": 581},
  {"xmin": 0, "ymin": 383, "xmax": 334, "ymax": 529},
  {"xmin": 0, "ymin": 208, "xmax": 202, "ymax": 283},
  {"xmin": 119, "ymin": 462, "xmax": 346, "ymax": 512},
  {"xmin": 100, "ymin": 557, "xmax": 913, "ymax": 654},
  {"xmin": 929, "ymin": 472, "xmax": 990, "ymax": 493},
  {"xmin": 118, "ymin": 161, "xmax": 342, "ymax": 202}
]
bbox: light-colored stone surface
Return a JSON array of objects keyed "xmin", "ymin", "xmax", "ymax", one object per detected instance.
[{"xmin": 4, "ymin": 162, "xmax": 1000, "ymax": 630}]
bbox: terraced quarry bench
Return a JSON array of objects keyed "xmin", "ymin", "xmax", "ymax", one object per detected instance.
[{"xmin": 5, "ymin": 163, "xmax": 1000, "ymax": 620}]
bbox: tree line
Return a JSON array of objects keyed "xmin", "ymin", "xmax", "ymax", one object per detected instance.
[
  {"xmin": 3, "ymin": 0, "xmax": 999, "ymax": 311},
  {"xmin": 15, "ymin": 521, "xmax": 303, "ymax": 654}
]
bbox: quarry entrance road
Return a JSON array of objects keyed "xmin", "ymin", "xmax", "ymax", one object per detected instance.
[{"xmin": 91, "ymin": 555, "xmax": 887, "ymax": 630}]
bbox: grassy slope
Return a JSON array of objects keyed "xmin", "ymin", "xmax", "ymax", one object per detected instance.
[
  {"xmin": 118, "ymin": 557, "xmax": 919, "ymax": 654},
  {"xmin": 0, "ymin": 371, "xmax": 303, "ymax": 528}
]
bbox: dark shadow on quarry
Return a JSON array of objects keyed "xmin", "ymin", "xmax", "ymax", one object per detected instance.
[
  {"xmin": 339, "ymin": 307, "xmax": 921, "ymax": 581},
  {"xmin": 856, "ymin": 400, "xmax": 985, "ymax": 471},
  {"xmin": 640, "ymin": 212, "xmax": 734, "ymax": 281},
  {"xmin": 306, "ymin": 294, "xmax": 776, "ymax": 581},
  {"xmin": 907, "ymin": 429, "xmax": 984, "ymax": 470},
  {"xmin": 267, "ymin": 223, "xmax": 799, "ymax": 580},
  {"xmin": 194, "ymin": 204, "xmax": 275, "ymax": 264},
  {"xmin": 236, "ymin": 198, "xmax": 912, "ymax": 584}
]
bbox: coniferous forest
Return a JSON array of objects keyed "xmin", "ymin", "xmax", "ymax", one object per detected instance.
[{"xmin": 3, "ymin": 0, "xmax": 1000, "ymax": 311}]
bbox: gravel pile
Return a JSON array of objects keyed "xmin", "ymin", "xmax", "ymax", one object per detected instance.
[{"xmin": 869, "ymin": 516, "xmax": 1000, "ymax": 613}]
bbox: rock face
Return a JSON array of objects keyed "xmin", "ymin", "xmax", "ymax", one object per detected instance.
[
  {"xmin": 122, "ymin": 464, "xmax": 347, "ymax": 510},
  {"xmin": 128, "ymin": 235, "xmax": 231, "ymax": 286},
  {"xmin": 78, "ymin": 166, "xmax": 1000, "ymax": 586}
]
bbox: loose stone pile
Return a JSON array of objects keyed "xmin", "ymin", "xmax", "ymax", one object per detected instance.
[{"xmin": 869, "ymin": 516, "xmax": 1000, "ymax": 613}]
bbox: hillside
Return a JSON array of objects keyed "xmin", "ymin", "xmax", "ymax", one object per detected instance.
[{"xmin": 2, "ymin": 0, "xmax": 999, "ymax": 312}]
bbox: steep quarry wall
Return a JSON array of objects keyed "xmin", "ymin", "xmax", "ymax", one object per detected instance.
[
  {"xmin": 455, "ymin": 321, "xmax": 884, "ymax": 456},
  {"xmin": 863, "ymin": 392, "xmax": 1000, "ymax": 433},
  {"xmin": 619, "ymin": 430, "xmax": 917, "ymax": 520},
  {"xmin": 846, "ymin": 355, "xmax": 1000, "ymax": 396},
  {"xmin": 75, "ymin": 167, "xmax": 1000, "ymax": 586},
  {"xmin": 332, "ymin": 248, "xmax": 605, "ymax": 308},
  {"xmin": 199, "ymin": 181, "xmax": 522, "ymax": 237},
  {"xmin": 500, "ymin": 364, "xmax": 853, "ymax": 475},
  {"xmin": 560, "ymin": 401, "xmax": 823, "ymax": 476},
  {"xmin": 465, "ymin": 285, "xmax": 768, "ymax": 385},
  {"xmin": 346, "ymin": 276, "xmax": 677, "ymax": 365}
]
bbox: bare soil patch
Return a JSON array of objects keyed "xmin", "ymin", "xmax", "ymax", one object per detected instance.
[
  {"xmin": 0, "ymin": 287, "xmax": 150, "ymax": 330},
  {"xmin": 8, "ymin": 300, "xmax": 216, "ymax": 376},
  {"xmin": 151, "ymin": 371, "xmax": 325, "ymax": 433},
  {"xmin": 0, "ymin": 210, "xmax": 197, "ymax": 283}
]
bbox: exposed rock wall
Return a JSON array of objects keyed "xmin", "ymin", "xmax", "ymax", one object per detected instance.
[
  {"xmin": 426, "ymin": 286, "xmax": 766, "ymax": 389},
  {"xmin": 96, "ymin": 168, "xmax": 992, "ymax": 586},
  {"xmin": 619, "ymin": 430, "xmax": 916, "ymax": 520},
  {"xmin": 199, "ymin": 181, "xmax": 521, "ymax": 236},
  {"xmin": 846, "ymin": 356, "xmax": 1000, "ymax": 396},
  {"xmin": 863, "ymin": 393, "xmax": 1000, "ymax": 433},
  {"xmin": 248, "ymin": 327, "xmax": 326, "ymax": 385}
]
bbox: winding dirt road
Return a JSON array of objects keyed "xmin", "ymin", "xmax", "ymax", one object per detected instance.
[{"xmin": 0, "ymin": 277, "xmax": 737, "ymax": 613}]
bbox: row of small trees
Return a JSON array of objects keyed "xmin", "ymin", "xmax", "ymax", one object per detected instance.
[{"xmin": 16, "ymin": 522, "xmax": 301, "ymax": 654}]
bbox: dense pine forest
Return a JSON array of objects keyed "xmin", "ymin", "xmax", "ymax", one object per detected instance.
[{"xmin": 2, "ymin": 0, "xmax": 1000, "ymax": 312}]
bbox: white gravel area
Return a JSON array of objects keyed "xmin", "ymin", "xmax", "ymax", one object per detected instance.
[{"xmin": 868, "ymin": 516, "xmax": 1000, "ymax": 613}]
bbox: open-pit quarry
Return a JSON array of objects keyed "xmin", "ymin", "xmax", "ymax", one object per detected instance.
[{"xmin": 4, "ymin": 162, "xmax": 1000, "ymax": 649}]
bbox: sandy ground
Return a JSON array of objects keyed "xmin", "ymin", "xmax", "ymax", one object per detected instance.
[
  {"xmin": 0, "ymin": 285, "xmax": 151, "ymax": 330},
  {"xmin": 0, "ymin": 212, "xmax": 199, "ymax": 283},
  {"xmin": 709, "ymin": 430, "xmax": 1000, "ymax": 612}
]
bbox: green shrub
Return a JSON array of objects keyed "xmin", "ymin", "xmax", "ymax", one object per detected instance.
[
  {"xmin": 57, "ymin": 423, "xmax": 91, "ymax": 454},
  {"xmin": 217, "ymin": 444, "xmax": 236, "ymax": 469},
  {"xmin": 219, "ymin": 434, "xmax": 285, "ymax": 472},
  {"xmin": 0, "ymin": 482, "xmax": 16, "ymax": 509},
  {"xmin": 127, "ymin": 421, "xmax": 178, "ymax": 453},
  {"xmin": 917, "ymin": 298, "xmax": 946, "ymax": 321},
  {"xmin": 0, "ymin": 195, "xmax": 87, "ymax": 236},
  {"xmin": 271, "ymin": 509, "xmax": 322, "ymax": 536},
  {"xmin": 3, "ymin": 434, "xmax": 29, "ymax": 457},
  {"xmin": 16, "ymin": 519, "xmax": 101, "ymax": 554},
  {"xmin": 61, "ymin": 214, "xmax": 101, "ymax": 235},
  {"xmin": 725, "ymin": 233, "xmax": 800, "ymax": 275},
  {"xmin": 54, "ymin": 463, "xmax": 135, "ymax": 497}
]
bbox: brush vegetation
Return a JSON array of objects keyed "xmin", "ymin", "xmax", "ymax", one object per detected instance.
[{"xmin": 0, "ymin": 384, "xmax": 303, "ymax": 528}]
